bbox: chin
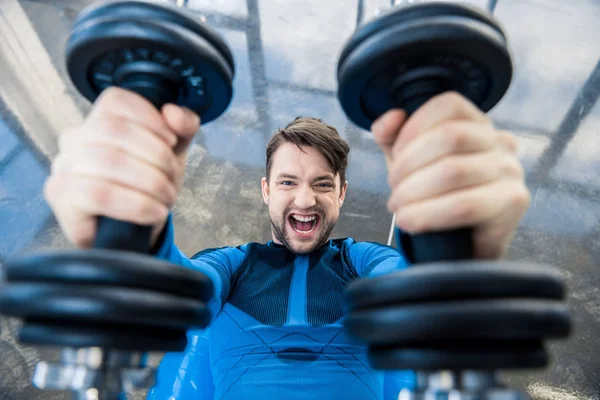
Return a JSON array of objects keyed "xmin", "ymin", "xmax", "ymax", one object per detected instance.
[{"xmin": 288, "ymin": 241, "xmax": 317, "ymax": 255}]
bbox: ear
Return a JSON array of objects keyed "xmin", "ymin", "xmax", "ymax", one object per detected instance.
[
  {"xmin": 339, "ymin": 180, "xmax": 348, "ymax": 206},
  {"xmin": 261, "ymin": 177, "xmax": 270, "ymax": 205}
]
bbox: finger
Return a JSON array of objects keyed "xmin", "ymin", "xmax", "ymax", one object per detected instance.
[
  {"xmin": 89, "ymin": 87, "xmax": 178, "ymax": 147},
  {"xmin": 388, "ymin": 121, "xmax": 501, "ymax": 187},
  {"xmin": 51, "ymin": 152, "xmax": 70, "ymax": 175},
  {"xmin": 499, "ymin": 130, "xmax": 518, "ymax": 153},
  {"xmin": 394, "ymin": 178, "xmax": 530, "ymax": 234},
  {"xmin": 44, "ymin": 179, "xmax": 97, "ymax": 248},
  {"xmin": 66, "ymin": 145, "xmax": 178, "ymax": 208},
  {"xmin": 57, "ymin": 127, "xmax": 79, "ymax": 153},
  {"xmin": 162, "ymin": 104, "xmax": 201, "ymax": 156},
  {"xmin": 387, "ymin": 150, "xmax": 524, "ymax": 210},
  {"xmin": 371, "ymin": 109, "xmax": 408, "ymax": 165},
  {"xmin": 46, "ymin": 173, "xmax": 170, "ymax": 226},
  {"xmin": 394, "ymin": 91, "xmax": 491, "ymax": 154},
  {"xmin": 387, "ymin": 150, "xmax": 524, "ymax": 211},
  {"xmin": 63, "ymin": 116, "xmax": 179, "ymax": 182}
]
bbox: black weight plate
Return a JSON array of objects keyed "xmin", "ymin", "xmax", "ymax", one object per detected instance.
[
  {"xmin": 67, "ymin": 16, "xmax": 233, "ymax": 123},
  {"xmin": 72, "ymin": 0, "xmax": 234, "ymax": 71},
  {"xmin": 344, "ymin": 299, "xmax": 571, "ymax": 345},
  {"xmin": 0, "ymin": 282, "xmax": 211, "ymax": 329},
  {"xmin": 369, "ymin": 340, "xmax": 548, "ymax": 370},
  {"xmin": 337, "ymin": 3, "xmax": 512, "ymax": 130},
  {"xmin": 4, "ymin": 249, "xmax": 213, "ymax": 302},
  {"xmin": 338, "ymin": 2, "xmax": 504, "ymax": 69},
  {"xmin": 346, "ymin": 261, "xmax": 566, "ymax": 310},
  {"xmin": 20, "ymin": 320, "xmax": 188, "ymax": 351}
]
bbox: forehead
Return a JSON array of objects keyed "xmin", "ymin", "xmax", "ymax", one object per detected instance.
[{"xmin": 271, "ymin": 143, "xmax": 334, "ymax": 177}]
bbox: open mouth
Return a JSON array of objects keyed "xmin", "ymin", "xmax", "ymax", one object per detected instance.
[{"xmin": 288, "ymin": 213, "xmax": 320, "ymax": 236}]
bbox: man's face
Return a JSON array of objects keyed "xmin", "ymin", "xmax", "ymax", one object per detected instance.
[{"xmin": 261, "ymin": 143, "xmax": 348, "ymax": 255}]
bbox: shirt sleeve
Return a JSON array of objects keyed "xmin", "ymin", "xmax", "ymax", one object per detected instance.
[
  {"xmin": 347, "ymin": 239, "xmax": 409, "ymax": 278},
  {"xmin": 153, "ymin": 214, "xmax": 246, "ymax": 323}
]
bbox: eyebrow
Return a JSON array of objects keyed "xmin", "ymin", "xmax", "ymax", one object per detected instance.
[{"xmin": 276, "ymin": 173, "xmax": 335, "ymax": 182}]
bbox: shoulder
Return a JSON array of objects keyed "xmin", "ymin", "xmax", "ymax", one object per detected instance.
[
  {"xmin": 191, "ymin": 243, "xmax": 251, "ymax": 259},
  {"xmin": 331, "ymin": 237, "xmax": 398, "ymax": 254}
]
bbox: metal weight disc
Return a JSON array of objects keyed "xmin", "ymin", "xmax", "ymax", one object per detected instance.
[
  {"xmin": 66, "ymin": 0, "xmax": 235, "ymax": 123},
  {"xmin": 0, "ymin": 282, "xmax": 211, "ymax": 329},
  {"xmin": 346, "ymin": 261, "xmax": 566, "ymax": 310},
  {"xmin": 71, "ymin": 0, "xmax": 235, "ymax": 71},
  {"xmin": 344, "ymin": 299, "xmax": 571, "ymax": 345},
  {"xmin": 4, "ymin": 249, "xmax": 214, "ymax": 302},
  {"xmin": 337, "ymin": 2, "xmax": 513, "ymax": 130},
  {"xmin": 369, "ymin": 340, "xmax": 549, "ymax": 370},
  {"xmin": 20, "ymin": 321, "xmax": 188, "ymax": 351}
]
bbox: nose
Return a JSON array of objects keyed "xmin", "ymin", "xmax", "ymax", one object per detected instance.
[{"xmin": 293, "ymin": 185, "xmax": 317, "ymax": 209}]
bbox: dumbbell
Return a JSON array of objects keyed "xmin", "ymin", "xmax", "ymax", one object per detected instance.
[
  {"xmin": 337, "ymin": 2, "xmax": 572, "ymax": 399},
  {"xmin": 0, "ymin": 1, "xmax": 234, "ymax": 398}
]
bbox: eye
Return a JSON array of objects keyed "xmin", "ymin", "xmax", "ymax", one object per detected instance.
[
  {"xmin": 281, "ymin": 181, "xmax": 294, "ymax": 186},
  {"xmin": 317, "ymin": 183, "xmax": 333, "ymax": 188}
]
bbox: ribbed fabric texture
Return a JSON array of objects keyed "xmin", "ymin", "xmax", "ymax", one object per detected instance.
[
  {"xmin": 228, "ymin": 243, "xmax": 296, "ymax": 326},
  {"xmin": 306, "ymin": 241, "xmax": 359, "ymax": 326}
]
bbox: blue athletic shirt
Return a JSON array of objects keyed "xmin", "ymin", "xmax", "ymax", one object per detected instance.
[{"xmin": 147, "ymin": 216, "xmax": 416, "ymax": 399}]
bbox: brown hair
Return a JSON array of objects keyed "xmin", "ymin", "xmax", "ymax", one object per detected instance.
[{"xmin": 266, "ymin": 117, "xmax": 350, "ymax": 185}]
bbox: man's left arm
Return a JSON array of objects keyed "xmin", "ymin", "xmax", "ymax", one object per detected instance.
[{"xmin": 348, "ymin": 240, "xmax": 409, "ymax": 278}]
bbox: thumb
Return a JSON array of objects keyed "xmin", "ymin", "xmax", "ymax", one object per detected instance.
[
  {"xmin": 161, "ymin": 104, "xmax": 201, "ymax": 157},
  {"xmin": 371, "ymin": 109, "xmax": 408, "ymax": 167}
]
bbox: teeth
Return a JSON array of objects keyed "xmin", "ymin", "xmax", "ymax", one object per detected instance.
[
  {"xmin": 292, "ymin": 214, "xmax": 317, "ymax": 222},
  {"xmin": 293, "ymin": 224, "xmax": 316, "ymax": 234}
]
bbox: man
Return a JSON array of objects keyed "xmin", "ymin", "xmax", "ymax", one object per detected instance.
[{"xmin": 45, "ymin": 88, "xmax": 529, "ymax": 399}]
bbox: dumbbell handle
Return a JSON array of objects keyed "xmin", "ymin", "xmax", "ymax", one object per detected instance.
[
  {"xmin": 394, "ymin": 96, "xmax": 475, "ymax": 263},
  {"xmin": 93, "ymin": 75, "xmax": 180, "ymax": 253},
  {"xmin": 94, "ymin": 218, "xmax": 153, "ymax": 253},
  {"xmin": 397, "ymin": 227, "xmax": 473, "ymax": 264}
]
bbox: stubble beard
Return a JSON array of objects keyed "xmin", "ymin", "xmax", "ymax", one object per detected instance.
[{"xmin": 270, "ymin": 211, "xmax": 336, "ymax": 255}]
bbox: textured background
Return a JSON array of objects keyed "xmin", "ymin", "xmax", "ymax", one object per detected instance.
[{"xmin": 0, "ymin": 0, "xmax": 599, "ymax": 399}]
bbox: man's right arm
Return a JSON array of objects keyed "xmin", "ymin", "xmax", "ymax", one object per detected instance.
[{"xmin": 152, "ymin": 214, "xmax": 246, "ymax": 323}]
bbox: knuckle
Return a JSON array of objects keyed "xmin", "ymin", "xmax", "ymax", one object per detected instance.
[
  {"xmin": 150, "ymin": 176, "xmax": 174, "ymax": 203},
  {"xmin": 89, "ymin": 181, "xmax": 113, "ymax": 210},
  {"xmin": 97, "ymin": 146, "xmax": 126, "ymax": 169},
  {"xmin": 442, "ymin": 158, "xmax": 468, "ymax": 185},
  {"xmin": 443, "ymin": 125, "xmax": 468, "ymax": 151},
  {"xmin": 433, "ymin": 91, "xmax": 464, "ymax": 111},
  {"xmin": 97, "ymin": 117, "xmax": 128, "ymax": 140},
  {"xmin": 443, "ymin": 90, "xmax": 464, "ymax": 104},
  {"xmin": 97, "ymin": 86, "xmax": 127, "ymax": 106},
  {"xmin": 511, "ymin": 184, "xmax": 531, "ymax": 209},
  {"xmin": 388, "ymin": 162, "xmax": 402, "ymax": 187},
  {"xmin": 148, "ymin": 203, "xmax": 169, "ymax": 223},
  {"xmin": 502, "ymin": 156, "xmax": 524, "ymax": 178},
  {"xmin": 58, "ymin": 129, "xmax": 77, "ymax": 151},
  {"xmin": 397, "ymin": 212, "xmax": 419, "ymax": 233},
  {"xmin": 72, "ymin": 237, "xmax": 89, "ymax": 248},
  {"xmin": 158, "ymin": 146, "xmax": 175, "ymax": 173},
  {"xmin": 155, "ymin": 204, "xmax": 170, "ymax": 222},
  {"xmin": 450, "ymin": 198, "xmax": 477, "ymax": 222},
  {"xmin": 50, "ymin": 153, "xmax": 67, "ymax": 174},
  {"xmin": 43, "ymin": 175, "xmax": 62, "ymax": 206},
  {"xmin": 135, "ymin": 197, "xmax": 163, "ymax": 223},
  {"xmin": 391, "ymin": 190, "xmax": 406, "ymax": 208},
  {"xmin": 71, "ymin": 228, "xmax": 94, "ymax": 248},
  {"xmin": 503, "ymin": 131, "xmax": 519, "ymax": 152}
]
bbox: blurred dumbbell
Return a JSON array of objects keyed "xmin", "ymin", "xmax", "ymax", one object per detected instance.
[
  {"xmin": 0, "ymin": 1, "xmax": 234, "ymax": 398},
  {"xmin": 337, "ymin": 2, "xmax": 571, "ymax": 398}
]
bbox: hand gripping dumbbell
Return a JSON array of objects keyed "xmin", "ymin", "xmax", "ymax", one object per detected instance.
[
  {"xmin": 337, "ymin": 2, "xmax": 572, "ymax": 399},
  {"xmin": 0, "ymin": 1, "xmax": 234, "ymax": 398}
]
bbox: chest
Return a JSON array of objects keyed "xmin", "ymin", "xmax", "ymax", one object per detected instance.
[{"xmin": 225, "ymin": 250, "xmax": 358, "ymax": 327}]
